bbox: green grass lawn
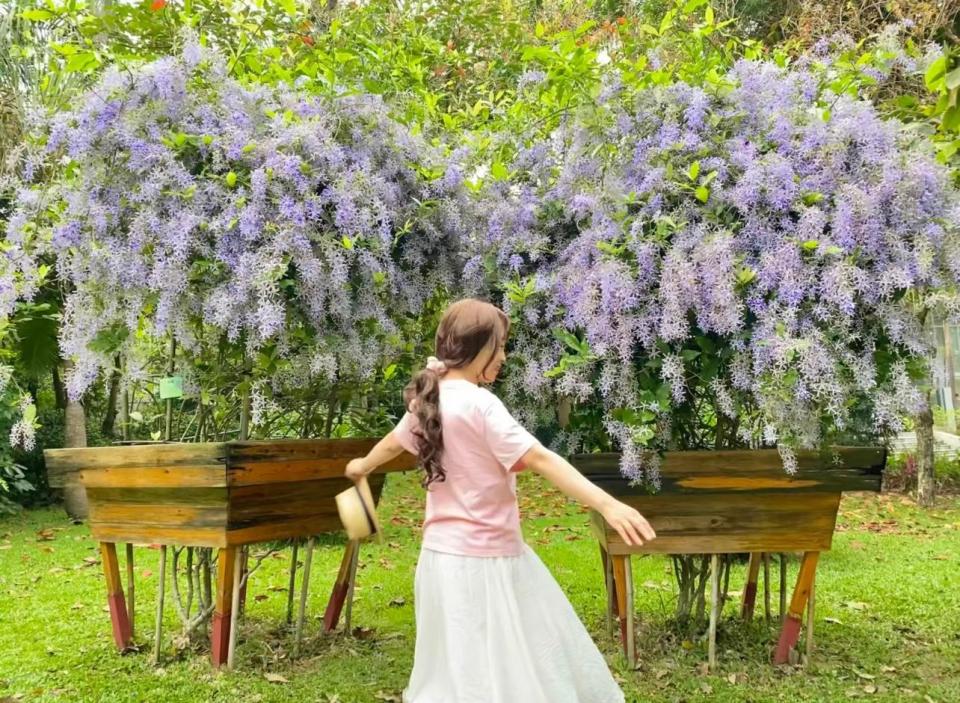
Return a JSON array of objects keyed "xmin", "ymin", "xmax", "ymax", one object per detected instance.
[{"xmin": 1, "ymin": 473, "xmax": 958, "ymax": 703}]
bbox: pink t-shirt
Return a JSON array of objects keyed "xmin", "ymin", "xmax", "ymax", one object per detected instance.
[{"xmin": 391, "ymin": 378, "xmax": 539, "ymax": 557}]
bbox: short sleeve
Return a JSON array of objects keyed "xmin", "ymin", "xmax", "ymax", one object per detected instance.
[
  {"xmin": 392, "ymin": 412, "xmax": 420, "ymax": 455},
  {"xmin": 481, "ymin": 396, "xmax": 538, "ymax": 472}
]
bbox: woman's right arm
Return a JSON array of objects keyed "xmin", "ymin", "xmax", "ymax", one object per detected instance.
[
  {"xmin": 345, "ymin": 430, "xmax": 407, "ymax": 481},
  {"xmin": 520, "ymin": 443, "xmax": 656, "ymax": 547}
]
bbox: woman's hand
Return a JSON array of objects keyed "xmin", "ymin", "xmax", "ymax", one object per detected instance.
[
  {"xmin": 600, "ymin": 499, "xmax": 657, "ymax": 547},
  {"xmin": 345, "ymin": 458, "xmax": 368, "ymax": 482}
]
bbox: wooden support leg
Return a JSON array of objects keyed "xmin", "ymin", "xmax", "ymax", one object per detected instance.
[
  {"xmin": 709, "ymin": 554, "xmax": 720, "ymax": 670},
  {"xmin": 100, "ymin": 542, "xmax": 132, "ymax": 651},
  {"xmin": 238, "ymin": 548, "xmax": 249, "ymax": 622},
  {"xmin": 741, "ymin": 552, "xmax": 762, "ymax": 620},
  {"xmin": 600, "ymin": 545, "xmax": 615, "ymax": 639},
  {"xmin": 286, "ymin": 542, "xmax": 299, "ymax": 625},
  {"xmin": 227, "ymin": 547, "xmax": 243, "ymax": 669},
  {"xmin": 127, "ymin": 542, "xmax": 136, "ymax": 640},
  {"xmin": 293, "ymin": 537, "xmax": 315, "ymax": 657},
  {"xmin": 323, "ymin": 540, "xmax": 359, "ymax": 632},
  {"xmin": 125, "ymin": 543, "xmax": 135, "ymax": 639},
  {"xmin": 779, "ymin": 554, "xmax": 787, "ymax": 623},
  {"xmin": 211, "ymin": 546, "xmax": 237, "ymax": 668},
  {"xmin": 773, "ymin": 551, "xmax": 819, "ymax": 665},
  {"xmin": 611, "ymin": 555, "xmax": 634, "ymax": 666},
  {"xmin": 153, "ymin": 545, "xmax": 166, "ymax": 664},
  {"xmin": 344, "ymin": 541, "xmax": 360, "ymax": 634},
  {"xmin": 763, "ymin": 553, "xmax": 772, "ymax": 621},
  {"xmin": 805, "ymin": 577, "xmax": 816, "ymax": 662}
]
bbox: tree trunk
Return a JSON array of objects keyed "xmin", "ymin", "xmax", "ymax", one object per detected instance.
[
  {"xmin": 916, "ymin": 396, "xmax": 936, "ymax": 508},
  {"xmin": 52, "ymin": 365, "xmax": 66, "ymax": 410},
  {"xmin": 62, "ymin": 360, "xmax": 89, "ymax": 520},
  {"xmin": 101, "ymin": 355, "xmax": 121, "ymax": 438}
]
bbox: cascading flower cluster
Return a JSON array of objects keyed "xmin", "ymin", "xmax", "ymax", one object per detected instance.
[
  {"xmin": 476, "ymin": 59, "xmax": 960, "ymax": 484},
  {"xmin": 3, "ymin": 41, "xmax": 470, "ymax": 400}
]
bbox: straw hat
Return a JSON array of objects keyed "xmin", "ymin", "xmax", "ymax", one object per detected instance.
[{"xmin": 335, "ymin": 476, "xmax": 383, "ymax": 543}]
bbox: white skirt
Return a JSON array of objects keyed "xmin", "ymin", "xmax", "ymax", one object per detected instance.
[{"xmin": 403, "ymin": 545, "xmax": 625, "ymax": 703}]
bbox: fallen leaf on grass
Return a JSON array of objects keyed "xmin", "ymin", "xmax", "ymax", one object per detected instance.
[
  {"xmin": 863, "ymin": 684, "xmax": 877, "ymax": 694},
  {"xmin": 824, "ymin": 617, "xmax": 843, "ymax": 625},
  {"xmin": 70, "ymin": 602, "xmax": 84, "ymax": 610},
  {"xmin": 36, "ymin": 529, "xmax": 55, "ymax": 541},
  {"xmin": 264, "ymin": 673, "xmax": 288, "ymax": 684},
  {"xmin": 880, "ymin": 665, "xmax": 897, "ymax": 673},
  {"xmin": 855, "ymin": 670, "xmax": 875, "ymax": 680},
  {"xmin": 727, "ymin": 673, "xmax": 738, "ymax": 684},
  {"xmin": 389, "ymin": 597, "xmax": 406, "ymax": 607},
  {"xmin": 254, "ymin": 594, "xmax": 268, "ymax": 602},
  {"xmin": 373, "ymin": 692, "xmax": 401, "ymax": 702},
  {"xmin": 843, "ymin": 601, "xmax": 870, "ymax": 611}
]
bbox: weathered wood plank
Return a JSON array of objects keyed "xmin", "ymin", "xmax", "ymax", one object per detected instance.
[
  {"xmin": 86, "ymin": 486, "xmax": 227, "ymax": 507},
  {"xmin": 595, "ymin": 492, "xmax": 841, "ymax": 555},
  {"xmin": 80, "ymin": 466, "xmax": 226, "ymax": 489},
  {"xmin": 227, "ymin": 476, "xmax": 386, "ymax": 530},
  {"xmin": 227, "ymin": 438, "xmax": 417, "ymax": 466},
  {"xmin": 90, "ymin": 523, "xmax": 227, "ymax": 548},
  {"xmin": 89, "ymin": 502, "xmax": 227, "ymax": 529},
  {"xmin": 574, "ymin": 447, "xmax": 885, "ymax": 495},
  {"xmin": 228, "ymin": 459, "xmax": 401, "ymax": 486},
  {"xmin": 45, "ymin": 443, "xmax": 227, "ymax": 486},
  {"xmin": 226, "ymin": 515, "xmax": 347, "ymax": 544}
]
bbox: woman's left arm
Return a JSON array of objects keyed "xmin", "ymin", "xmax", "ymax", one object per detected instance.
[{"xmin": 345, "ymin": 431, "xmax": 408, "ymax": 481}]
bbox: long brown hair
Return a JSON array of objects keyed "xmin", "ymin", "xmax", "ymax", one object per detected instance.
[{"xmin": 403, "ymin": 298, "xmax": 510, "ymax": 488}]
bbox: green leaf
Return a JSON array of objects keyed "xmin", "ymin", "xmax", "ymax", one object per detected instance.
[
  {"xmin": 802, "ymin": 239, "xmax": 819, "ymax": 251},
  {"xmin": 926, "ymin": 55, "xmax": 947, "ymax": 91},
  {"xmin": 946, "ymin": 66, "xmax": 960, "ymax": 91},
  {"xmin": 943, "ymin": 105, "xmax": 960, "ymax": 132},
  {"xmin": 802, "ymin": 192, "xmax": 824, "ymax": 206},
  {"xmin": 88, "ymin": 322, "xmax": 130, "ymax": 355},
  {"xmin": 245, "ymin": 54, "xmax": 263, "ymax": 74},
  {"xmin": 21, "ymin": 9, "xmax": 54, "ymax": 21},
  {"xmin": 490, "ymin": 161, "xmax": 509, "ymax": 180},
  {"xmin": 736, "ymin": 267, "xmax": 756, "ymax": 285},
  {"xmin": 694, "ymin": 185, "xmax": 709, "ymax": 202},
  {"xmin": 383, "ymin": 364, "xmax": 397, "ymax": 381},
  {"xmin": 535, "ymin": 22, "xmax": 545, "ymax": 38},
  {"xmin": 129, "ymin": 411, "xmax": 144, "ymax": 424},
  {"xmin": 280, "ymin": 0, "xmax": 297, "ymax": 17},
  {"xmin": 225, "ymin": 171, "xmax": 237, "ymax": 188},
  {"xmin": 687, "ymin": 160, "xmax": 700, "ymax": 181},
  {"xmin": 65, "ymin": 51, "xmax": 98, "ymax": 73},
  {"xmin": 342, "ymin": 236, "xmax": 354, "ymax": 250}
]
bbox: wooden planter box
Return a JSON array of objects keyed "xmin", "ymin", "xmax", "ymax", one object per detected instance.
[
  {"xmin": 44, "ymin": 439, "xmax": 417, "ymax": 666},
  {"xmin": 572, "ymin": 446, "xmax": 886, "ymax": 666}
]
